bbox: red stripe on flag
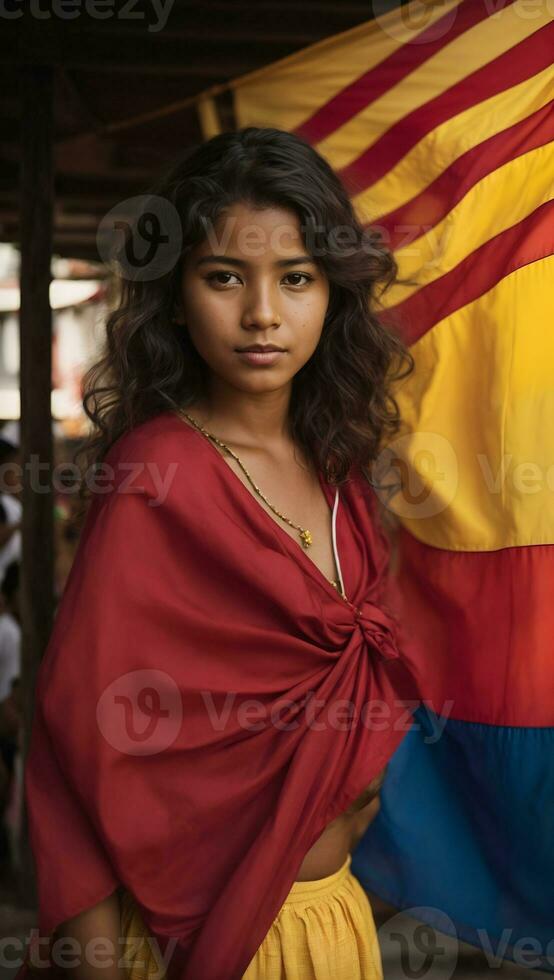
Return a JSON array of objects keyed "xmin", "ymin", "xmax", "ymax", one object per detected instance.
[
  {"xmin": 381, "ymin": 198, "xmax": 554, "ymax": 345},
  {"xmin": 338, "ymin": 21, "xmax": 554, "ymax": 196},
  {"xmin": 392, "ymin": 529, "xmax": 554, "ymax": 726},
  {"xmin": 294, "ymin": 0, "xmax": 513, "ymax": 145},
  {"xmin": 373, "ymin": 102, "xmax": 554, "ymax": 251}
]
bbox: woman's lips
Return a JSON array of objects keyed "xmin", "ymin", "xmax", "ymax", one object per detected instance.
[{"xmin": 235, "ymin": 350, "xmax": 286, "ymax": 366}]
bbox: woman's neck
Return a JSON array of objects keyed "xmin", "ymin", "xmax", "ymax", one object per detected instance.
[{"xmin": 186, "ymin": 387, "xmax": 294, "ymax": 450}]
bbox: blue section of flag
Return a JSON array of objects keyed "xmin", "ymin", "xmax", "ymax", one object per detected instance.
[{"xmin": 353, "ymin": 707, "xmax": 554, "ymax": 972}]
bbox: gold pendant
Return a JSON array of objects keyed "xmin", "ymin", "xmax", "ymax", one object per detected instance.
[{"xmin": 299, "ymin": 529, "xmax": 312, "ymax": 549}]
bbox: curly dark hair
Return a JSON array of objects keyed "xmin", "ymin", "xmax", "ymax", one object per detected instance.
[{"xmin": 75, "ymin": 126, "xmax": 414, "ymax": 522}]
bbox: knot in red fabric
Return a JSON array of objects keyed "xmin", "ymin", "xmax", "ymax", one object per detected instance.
[{"xmin": 351, "ymin": 599, "xmax": 400, "ymax": 661}]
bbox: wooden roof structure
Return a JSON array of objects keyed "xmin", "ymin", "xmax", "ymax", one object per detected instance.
[{"xmin": 2, "ymin": 1, "xmax": 390, "ymax": 261}]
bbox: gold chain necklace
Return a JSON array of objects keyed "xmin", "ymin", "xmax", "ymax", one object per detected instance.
[{"xmin": 177, "ymin": 409, "xmax": 343, "ymax": 593}]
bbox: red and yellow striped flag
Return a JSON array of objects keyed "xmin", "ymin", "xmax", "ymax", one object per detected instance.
[{"xmin": 233, "ymin": 0, "xmax": 554, "ymax": 964}]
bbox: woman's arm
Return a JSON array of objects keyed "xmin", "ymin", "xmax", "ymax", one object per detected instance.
[{"xmin": 50, "ymin": 890, "xmax": 124, "ymax": 980}]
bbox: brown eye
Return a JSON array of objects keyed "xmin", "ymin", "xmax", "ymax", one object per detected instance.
[
  {"xmin": 284, "ymin": 273, "xmax": 313, "ymax": 287},
  {"xmin": 205, "ymin": 271, "xmax": 241, "ymax": 287}
]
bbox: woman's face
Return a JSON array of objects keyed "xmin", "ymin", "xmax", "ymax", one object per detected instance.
[{"xmin": 178, "ymin": 202, "xmax": 330, "ymax": 397}]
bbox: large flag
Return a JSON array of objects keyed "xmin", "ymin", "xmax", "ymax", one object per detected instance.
[{"xmin": 232, "ymin": 0, "xmax": 554, "ymax": 969}]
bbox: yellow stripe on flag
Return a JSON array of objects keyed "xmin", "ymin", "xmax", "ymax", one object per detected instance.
[
  {"xmin": 233, "ymin": 0, "xmax": 462, "ymax": 134},
  {"xmin": 352, "ymin": 65, "xmax": 554, "ymax": 225},
  {"xmin": 316, "ymin": 1, "xmax": 551, "ymax": 171},
  {"xmin": 378, "ymin": 141, "xmax": 554, "ymax": 307},
  {"xmin": 387, "ymin": 255, "xmax": 554, "ymax": 550}
]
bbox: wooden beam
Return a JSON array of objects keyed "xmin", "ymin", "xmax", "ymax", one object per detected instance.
[
  {"xmin": 0, "ymin": 213, "xmax": 101, "ymax": 231},
  {"xmin": 0, "ymin": 129, "xmax": 175, "ymax": 183},
  {"xmin": 18, "ymin": 65, "xmax": 55, "ymax": 905},
  {"xmin": 9, "ymin": 24, "xmax": 308, "ymax": 75},
  {"xmin": 0, "ymin": 194, "xmax": 127, "ymax": 217},
  {"xmin": 0, "ymin": 161, "xmax": 149, "ymax": 196},
  {"xmin": 33, "ymin": 243, "xmax": 103, "ymax": 261},
  {"xmin": 65, "ymin": 26, "xmax": 321, "ymax": 45},
  {"xmin": 0, "ymin": 96, "xmax": 19, "ymax": 118}
]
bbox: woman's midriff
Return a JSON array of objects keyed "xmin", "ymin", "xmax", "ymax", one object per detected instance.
[{"xmin": 294, "ymin": 768, "xmax": 386, "ymax": 881}]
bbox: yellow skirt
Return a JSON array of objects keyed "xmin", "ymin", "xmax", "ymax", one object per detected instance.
[{"xmin": 120, "ymin": 854, "xmax": 383, "ymax": 980}]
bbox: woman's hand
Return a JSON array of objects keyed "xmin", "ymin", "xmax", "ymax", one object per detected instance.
[{"xmin": 48, "ymin": 891, "xmax": 124, "ymax": 980}]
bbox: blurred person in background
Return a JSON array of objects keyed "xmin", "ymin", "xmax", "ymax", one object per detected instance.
[
  {"xmin": 54, "ymin": 438, "xmax": 85, "ymax": 599},
  {"xmin": 0, "ymin": 559, "xmax": 21, "ymax": 877},
  {"xmin": 0, "ymin": 422, "xmax": 22, "ymax": 580}
]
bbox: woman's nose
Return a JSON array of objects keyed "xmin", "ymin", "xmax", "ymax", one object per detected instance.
[{"xmin": 241, "ymin": 285, "xmax": 281, "ymax": 329}]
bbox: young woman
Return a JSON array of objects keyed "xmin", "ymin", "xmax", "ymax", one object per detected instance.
[{"xmin": 21, "ymin": 128, "xmax": 417, "ymax": 980}]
